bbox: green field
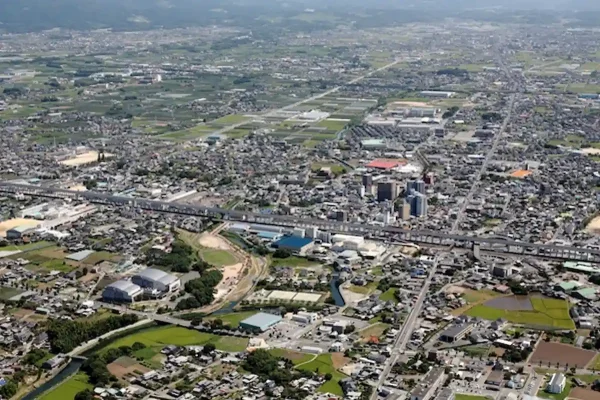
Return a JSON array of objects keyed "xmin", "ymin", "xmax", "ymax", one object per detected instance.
[
  {"xmin": 297, "ymin": 353, "xmax": 347, "ymax": 396},
  {"xmin": 465, "ymin": 297, "xmax": 574, "ymax": 329},
  {"xmin": 199, "ymin": 249, "xmax": 237, "ymax": 267},
  {"xmin": 316, "ymin": 119, "xmax": 348, "ymax": 131},
  {"xmin": 39, "ymin": 373, "xmax": 92, "ymax": 400},
  {"xmin": 271, "ymin": 256, "xmax": 319, "ymax": 268},
  {"xmin": 212, "ymin": 114, "xmax": 251, "ymax": 124},
  {"xmin": 455, "ymin": 395, "xmax": 492, "ymax": 400},
  {"xmin": 348, "ymin": 282, "xmax": 378, "ymax": 295},
  {"xmin": 379, "ymin": 288, "xmax": 398, "ymax": 303},
  {"xmin": 269, "ymin": 348, "xmax": 315, "ymax": 365},
  {"xmin": 100, "ymin": 325, "xmax": 249, "ymax": 353},
  {"xmin": 0, "ymin": 286, "xmax": 24, "ymax": 301},
  {"xmin": 206, "ymin": 311, "xmax": 256, "ymax": 328}
]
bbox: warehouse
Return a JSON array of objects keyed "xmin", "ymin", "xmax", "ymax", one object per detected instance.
[
  {"xmin": 239, "ymin": 312, "xmax": 283, "ymax": 333},
  {"xmin": 102, "ymin": 280, "xmax": 143, "ymax": 303},
  {"xmin": 132, "ymin": 268, "xmax": 181, "ymax": 293},
  {"xmin": 272, "ymin": 236, "xmax": 314, "ymax": 255},
  {"xmin": 439, "ymin": 323, "xmax": 474, "ymax": 343}
]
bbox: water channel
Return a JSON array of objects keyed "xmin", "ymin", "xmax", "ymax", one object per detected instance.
[{"xmin": 22, "ymin": 358, "xmax": 85, "ymax": 400}]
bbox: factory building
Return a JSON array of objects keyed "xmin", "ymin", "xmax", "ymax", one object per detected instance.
[
  {"xmin": 132, "ymin": 268, "xmax": 181, "ymax": 293},
  {"xmin": 439, "ymin": 323, "xmax": 474, "ymax": 343},
  {"xmin": 272, "ymin": 236, "xmax": 314, "ymax": 255},
  {"xmin": 239, "ymin": 312, "xmax": 283, "ymax": 333},
  {"xmin": 102, "ymin": 280, "xmax": 143, "ymax": 303}
]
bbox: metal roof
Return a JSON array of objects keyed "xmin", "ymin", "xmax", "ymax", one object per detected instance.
[
  {"xmin": 108, "ymin": 280, "xmax": 142, "ymax": 295},
  {"xmin": 240, "ymin": 312, "xmax": 282, "ymax": 329},
  {"xmin": 66, "ymin": 249, "xmax": 95, "ymax": 261},
  {"xmin": 273, "ymin": 236, "xmax": 313, "ymax": 250},
  {"xmin": 134, "ymin": 268, "xmax": 178, "ymax": 286}
]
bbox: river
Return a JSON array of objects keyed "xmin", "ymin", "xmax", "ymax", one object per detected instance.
[{"xmin": 329, "ymin": 274, "xmax": 346, "ymax": 307}]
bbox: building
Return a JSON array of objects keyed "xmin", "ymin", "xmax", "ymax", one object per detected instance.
[
  {"xmin": 409, "ymin": 368, "xmax": 445, "ymax": 400},
  {"xmin": 401, "ymin": 201, "xmax": 411, "ymax": 220},
  {"xmin": 102, "ymin": 280, "xmax": 143, "ymax": 303},
  {"xmin": 132, "ymin": 268, "xmax": 181, "ymax": 293},
  {"xmin": 42, "ymin": 354, "xmax": 67, "ymax": 370},
  {"xmin": 407, "ymin": 191, "xmax": 428, "ymax": 217},
  {"xmin": 336, "ymin": 210, "xmax": 348, "ymax": 222},
  {"xmin": 377, "ymin": 182, "xmax": 398, "ymax": 202},
  {"xmin": 6, "ymin": 225, "xmax": 37, "ymax": 239},
  {"xmin": 272, "ymin": 236, "xmax": 314, "ymax": 254},
  {"xmin": 362, "ymin": 174, "xmax": 373, "ymax": 191},
  {"xmin": 439, "ymin": 323, "xmax": 474, "ymax": 343},
  {"xmin": 420, "ymin": 91, "xmax": 455, "ymax": 98},
  {"xmin": 406, "ymin": 179, "xmax": 426, "ymax": 194},
  {"xmin": 361, "ymin": 138, "xmax": 387, "ymax": 149},
  {"xmin": 239, "ymin": 312, "xmax": 283, "ymax": 333},
  {"xmin": 435, "ymin": 388, "xmax": 454, "ymax": 400},
  {"xmin": 547, "ymin": 373, "xmax": 566, "ymax": 394}
]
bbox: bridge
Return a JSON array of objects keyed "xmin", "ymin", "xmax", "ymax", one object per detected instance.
[{"xmin": 2, "ymin": 182, "xmax": 600, "ymax": 263}]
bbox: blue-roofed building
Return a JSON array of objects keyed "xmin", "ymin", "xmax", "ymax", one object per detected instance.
[
  {"xmin": 272, "ymin": 236, "xmax": 314, "ymax": 254},
  {"xmin": 239, "ymin": 312, "xmax": 283, "ymax": 332}
]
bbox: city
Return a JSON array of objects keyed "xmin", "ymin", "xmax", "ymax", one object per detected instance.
[{"xmin": 2, "ymin": 2, "xmax": 600, "ymax": 400}]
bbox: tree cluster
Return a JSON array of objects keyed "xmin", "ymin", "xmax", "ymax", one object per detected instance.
[
  {"xmin": 176, "ymin": 269, "xmax": 223, "ymax": 310},
  {"xmin": 146, "ymin": 239, "xmax": 196, "ymax": 272},
  {"xmin": 80, "ymin": 342, "xmax": 146, "ymax": 388},
  {"xmin": 47, "ymin": 314, "xmax": 138, "ymax": 353}
]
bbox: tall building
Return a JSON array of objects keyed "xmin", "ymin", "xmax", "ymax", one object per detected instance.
[
  {"xmin": 401, "ymin": 201, "xmax": 411, "ymax": 220},
  {"xmin": 377, "ymin": 182, "xmax": 397, "ymax": 202},
  {"xmin": 336, "ymin": 210, "xmax": 348, "ymax": 222},
  {"xmin": 406, "ymin": 179, "xmax": 426, "ymax": 194},
  {"xmin": 407, "ymin": 191, "xmax": 428, "ymax": 217},
  {"xmin": 362, "ymin": 174, "xmax": 373, "ymax": 189}
]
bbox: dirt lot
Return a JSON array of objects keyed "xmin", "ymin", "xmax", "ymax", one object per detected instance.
[
  {"xmin": 0, "ymin": 218, "xmax": 40, "ymax": 237},
  {"xmin": 571, "ymin": 388, "xmax": 600, "ymax": 400},
  {"xmin": 529, "ymin": 342, "xmax": 596, "ymax": 367},
  {"xmin": 331, "ymin": 352, "xmax": 350, "ymax": 369},
  {"xmin": 107, "ymin": 356, "xmax": 149, "ymax": 380}
]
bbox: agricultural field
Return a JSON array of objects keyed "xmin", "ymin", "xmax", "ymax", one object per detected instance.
[
  {"xmin": 0, "ymin": 286, "xmax": 24, "ymax": 301},
  {"xmin": 465, "ymin": 296, "xmax": 575, "ymax": 329},
  {"xmin": 359, "ymin": 323, "xmax": 390, "ymax": 340},
  {"xmin": 270, "ymin": 256, "xmax": 319, "ymax": 269},
  {"xmin": 530, "ymin": 341, "xmax": 596, "ymax": 368},
  {"xmin": 347, "ymin": 282, "xmax": 378, "ymax": 295},
  {"xmin": 39, "ymin": 373, "xmax": 92, "ymax": 400},
  {"xmin": 100, "ymin": 325, "xmax": 249, "ymax": 353},
  {"xmin": 310, "ymin": 162, "xmax": 347, "ymax": 176}
]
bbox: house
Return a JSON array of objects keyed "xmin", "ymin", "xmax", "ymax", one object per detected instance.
[{"xmin": 547, "ymin": 373, "xmax": 566, "ymax": 394}]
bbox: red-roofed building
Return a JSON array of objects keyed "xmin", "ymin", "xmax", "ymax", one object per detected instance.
[{"xmin": 366, "ymin": 158, "xmax": 407, "ymax": 170}]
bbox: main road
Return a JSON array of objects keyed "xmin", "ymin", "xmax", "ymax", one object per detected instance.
[{"xmin": 372, "ymin": 59, "xmax": 518, "ymax": 398}]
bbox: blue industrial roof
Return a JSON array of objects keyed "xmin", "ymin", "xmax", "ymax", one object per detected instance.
[
  {"xmin": 273, "ymin": 236, "xmax": 313, "ymax": 250},
  {"xmin": 240, "ymin": 312, "xmax": 282, "ymax": 329}
]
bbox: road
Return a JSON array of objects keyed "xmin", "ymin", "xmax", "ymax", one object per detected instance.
[
  {"xmin": 209, "ymin": 59, "xmax": 402, "ymax": 137},
  {"xmin": 370, "ymin": 254, "xmax": 442, "ymax": 398}
]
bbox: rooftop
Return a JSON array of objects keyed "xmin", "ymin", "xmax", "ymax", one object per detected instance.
[
  {"xmin": 273, "ymin": 236, "xmax": 313, "ymax": 250},
  {"xmin": 240, "ymin": 312, "xmax": 283, "ymax": 328}
]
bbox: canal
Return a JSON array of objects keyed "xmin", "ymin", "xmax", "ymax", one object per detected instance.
[
  {"xmin": 329, "ymin": 274, "xmax": 346, "ymax": 307},
  {"xmin": 22, "ymin": 358, "xmax": 85, "ymax": 400}
]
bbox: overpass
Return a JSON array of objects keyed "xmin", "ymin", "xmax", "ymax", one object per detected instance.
[{"xmin": 2, "ymin": 182, "xmax": 600, "ymax": 263}]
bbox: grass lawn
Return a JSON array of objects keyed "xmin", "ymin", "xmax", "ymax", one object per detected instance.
[
  {"xmin": 303, "ymin": 140, "xmax": 320, "ymax": 148},
  {"xmin": 269, "ymin": 348, "xmax": 315, "ymax": 365},
  {"xmin": 199, "ymin": 249, "xmax": 237, "ymax": 267},
  {"xmin": 348, "ymin": 282, "xmax": 377, "ymax": 295},
  {"xmin": 455, "ymin": 395, "xmax": 492, "ymax": 400},
  {"xmin": 212, "ymin": 114, "xmax": 251, "ymax": 125},
  {"xmin": 38, "ymin": 259, "xmax": 76, "ymax": 272},
  {"xmin": 100, "ymin": 325, "xmax": 249, "ymax": 353},
  {"xmin": 297, "ymin": 353, "xmax": 347, "ymax": 396},
  {"xmin": 568, "ymin": 84, "xmax": 600, "ymax": 94},
  {"xmin": 207, "ymin": 311, "xmax": 256, "ymax": 328},
  {"xmin": 271, "ymin": 256, "xmax": 318, "ymax": 268},
  {"xmin": 39, "ymin": 373, "xmax": 92, "ymax": 400},
  {"xmin": 370, "ymin": 267, "xmax": 383, "ymax": 276},
  {"xmin": 4, "ymin": 241, "xmax": 52, "ymax": 252},
  {"xmin": 461, "ymin": 345, "xmax": 491, "ymax": 358},
  {"xmin": 465, "ymin": 297, "xmax": 574, "ymax": 329},
  {"xmin": 537, "ymin": 380, "xmax": 572, "ymax": 400},
  {"xmin": 590, "ymin": 354, "xmax": 600, "ymax": 370},
  {"xmin": 379, "ymin": 288, "xmax": 398, "ymax": 303}
]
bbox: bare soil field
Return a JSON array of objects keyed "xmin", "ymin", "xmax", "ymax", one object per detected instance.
[
  {"xmin": 529, "ymin": 342, "xmax": 596, "ymax": 367},
  {"xmin": 570, "ymin": 388, "xmax": 600, "ymax": 400},
  {"xmin": 331, "ymin": 352, "xmax": 351, "ymax": 369},
  {"xmin": 107, "ymin": 356, "xmax": 149, "ymax": 380},
  {"xmin": 0, "ymin": 218, "xmax": 40, "ymax": 237}
]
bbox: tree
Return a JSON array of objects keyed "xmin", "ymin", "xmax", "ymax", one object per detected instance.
[
  {"xmin": 0, "ymin": 380, "xmax": 18, "ymax": 399},
  {"xmin": 75, "ymin": 389, "xmax": 94, "ymax": 400},
  {"xmin": 273, "ymin": 249, "xmax": 292, "ymax": 259},
  {"xmin": 344, "ymin": 325, "xmax": 356, "ymax": 334},
  {"xmin": 324, "ymin": 373, "xmax": 333, "ymax": 381},
  {"xmin": 190, "ymin": 318, "xmax": 202, "ymax": 326},
  {"xmin": 203, "ymin": 343, "xmax": 216, "ymax": 354},
  {"xmin": 131, "ymin": 342, "xmax": 146, "ymax": 351}
]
